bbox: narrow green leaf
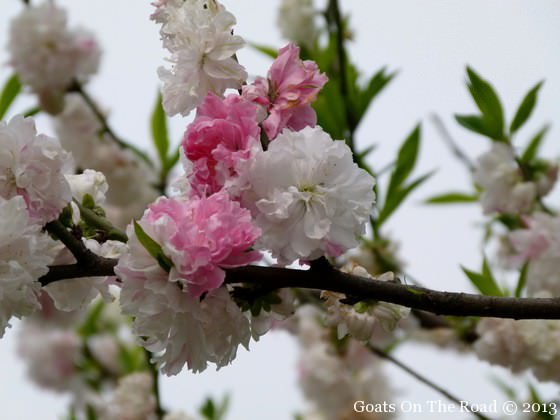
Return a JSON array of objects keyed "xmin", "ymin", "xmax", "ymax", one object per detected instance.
[
  {"xmin": 461, "ymin": 265, "xmax": 502, "ymax": 296},
  {"xmin": 314, "ymin": 79, "xmax": 347, "ymax": 140},
  {"xmin": 356, "ymin": 145, "xmax": 377, "ymax": 160},
  {"xmin": 133, "ymin": 220, "xmax": 173, "ymax": 272},
  {"xmin": 378, "ymin": 171, "xmax": 433, "ymax": 226},
  {"xmin": 23, "ymin": 106, "xmax": 40, "ymax": 117},
  {"xmin": 466, "ymin": 66, "xmax": 505, "ymax": 138},
  {"xmin": 424, "ymin": 192, "xmax": 479, "ymax": 204},
  {"xmin": 355, "ymin": 67, "xmax": 396, "ymax": 122},
  {"xmin": 249, "ymin": 42, "xmax": 278, "ymax": 59},
  {"xmin": 200, "ymin": 399, "xmax": 216, "ymax": 420},
  {"xmin": 515, "ymin": 263, "xmax": 529, "ymax": 298},
  {"xmin": 77, "ymin": 299, "xmax": 105, "ymax": 337},
  {"xmin": 521, "ymin": 125, "xmax": 549, "ymax": 163},
  {"xmin": 386, "ymin": 124, "xmax": 421, "ymax": 198},
  {"xmin": 454, "ymin": 114, "xmax": 499, "ymax": 139},
  {"xmin": 510, "ymin": 81, "xmax": 544, "ymax": 134},
  {"xmin": 151, "ymin": 93, "xmax": 169, "ymax": 166},
  {"xmin": 164, "ymin": 148, "xmax": 181, "ymax": 172},
  {"xmin": 215, "ymin": 395, "xmax": 230, "ymax": 420},
  {"xmin": 0, "ymin": 74, "xmax": 22, "ymax": 120}
]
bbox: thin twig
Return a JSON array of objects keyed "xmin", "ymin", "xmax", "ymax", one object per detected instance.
[
  {"xmin": 144, "ymin": 349, "xmax": 165, "ymax": 419},
  {"xmin": 69, "ymin": 82, "xmax": 154, "ymax": 168},
  {"xmin": 368, "ymin": 344, "xmax": 490, "ymax": 420},
  {"xmin": 431, "ymin": 113, "xmax": 475, "ymax": 172}
]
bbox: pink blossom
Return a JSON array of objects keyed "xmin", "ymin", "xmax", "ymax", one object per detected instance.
[
  {"xmin": 242, "ymin": 43, "xmax": 327, "ymax": 140},
  {"xmin": 144, "ymin": 192, "xmax": 261, "ymax": 297},
  {"xmin": 182, "ymin": 93, "xmax": 260, "ymax": 198}
]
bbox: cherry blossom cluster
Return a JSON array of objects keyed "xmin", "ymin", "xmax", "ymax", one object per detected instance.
[
  {"xmin": 108, "ymin": 0, "xmax": 376, "ymax": 375},
  {"xmin": 0, "ymin": 115, "xmax": 121, "ymax": 336}
]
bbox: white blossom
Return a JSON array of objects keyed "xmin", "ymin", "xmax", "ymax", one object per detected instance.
[
  {"xmin": 322, "ymin": 267, "xmax": 409, "ymax": 341},
  {"xmin": 153, "ymin": 0, "xmax": 247, "ymax": 116},
  {"xmin": 248, "ymin": 126, "xmax": 375, "ymax": 264},
  {"xmin": 8, "ymin": 1, "xmax": 100, "ymax": 113},
  {"xmin": 0, "ymin": 196, "xmax": 57, "ymax": 337},
  {"xmin": 100, "ymin": 372, "xmax": 156, "ymax": 420},
  {"xmin": 475, "ymin": 317, "xmax": 560, "ymax": 382},
  {"xmin": 54, "ymin": 93, "xmax": 101, "ymax": 166},
  {"xmin": 473, "ymin": 143, "xmax": 537, "ymax": 215},
  {"xmin": 66, "ymin": 169, "xmax": 108, "ymax": 205},
  {"xmin": 0, "ymin": 115, "xmax": 73, "ymax": 224},
  {"xmin": 87, "ymin": 333, "xmax": 122, "ymax": 375},
  {"xmin": 504, "ymin": 212, "xmax": 560, "ymax": 296},
  {"xmin": 277, "ymin": 0, "xmax": 318, "ymax": 49},
  {"xmin": 299, "ymin": 342, "xmax": 393, "ymax": 420},
  {"xmin": 18, "ymin": 322, "xmax": 81, "ymax": 391},
  {"xmin": 54, "ymin": 95, "xmax": 159, "ymax": 219}
]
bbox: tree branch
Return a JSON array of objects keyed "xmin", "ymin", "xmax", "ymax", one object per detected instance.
[
  {"xmin": 368, "ymin": 344, "xmax": 490, "ymax": 420},
  {"xmin": 39, "ymin": 259, "xmax": 560, "ymax": 320},
  {"xmin": 225, "ymin": 265, "xmax": 560, "ymax": 319},
  {"xmin": 39, "ymin": 258, "xmax": 118, "ymax": 286}
]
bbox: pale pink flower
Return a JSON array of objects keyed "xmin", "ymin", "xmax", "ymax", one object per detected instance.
[
  {"xmin": 100, "ymin": 372, "xmax": 157, "ymax": 420},
  {"xmin": 0, "ymin": 115, "xmax": 73, "ymax": 224},
  {"xmin": 475, "ymin": 318, "xmax": 560, "ymax": 382},
  {"xmin": 182, "ymin": 93, "xmax": 260, "ymax": 198},
  {"xmin": 8, "ymin": 1, "xmax": 100, "ymax": 113},
  {"xmin": 127, "ymin": 193, "xmax": 260, "ymax": 298},
  {"xmin": 505, "ymin": 213, "xmax": 560, "ymax": 296},
  {"xmin": 0, "ymin": 196, "xmax": 57, "ymax": 337},
  {"xmin": 18, "ymin": 323, "xmax": 81, "ymax": 392},
  {"xmin": 242, "ymin": 43, "xmax": 327, "ymax": 140}
]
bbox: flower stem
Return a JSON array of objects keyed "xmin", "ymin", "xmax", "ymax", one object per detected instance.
[
  {"xmin": 74, "ymin": 201, "xmax": 128, "ymax": 242},
  {"xmin": 69, "ymin": 81, "xmax": 154, "ymax": 168}
]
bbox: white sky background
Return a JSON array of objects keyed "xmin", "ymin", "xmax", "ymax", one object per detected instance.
[{"xmin": 1, "ymin": 1, "xmax": 560, "ymax": 419}]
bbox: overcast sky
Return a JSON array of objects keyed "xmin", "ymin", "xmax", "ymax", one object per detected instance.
[{"xmin": 1, "ymin": 1, "xmax": 560, "ymax": 419}]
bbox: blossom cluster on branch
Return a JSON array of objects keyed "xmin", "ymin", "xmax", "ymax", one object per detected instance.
[{"xmin": 1, "ymin": 0, "xmax": 560, "ymax": 418}]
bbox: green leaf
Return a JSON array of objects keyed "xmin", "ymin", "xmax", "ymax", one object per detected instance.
[
  {"xmin": 82, "ymin": 193, "xmax": 95, "ymax": 209},
  {"xmin": 23, "ymin": 106, "xmax": 40, "ymax": 117},
  {"xmin": 461, "ymin": 264, "xmax": 503, "ymax": 296},
  {"xmin": 465, "ymin": 66, "xmax": 505, "ymax": 139},
  {"xmin": 378, "ymin": 171, "xmax": 433, "ymax": 226},
  {"xmin": 386, "ymin": 124, "xmax": 421, "ymax": 198},
  {"xmin": 78, "ymin": 299, "xmax": 105, "ymax": 337},
  {"xmin": 521, "ymin": 125, "xmax": 549, "ymax": 163},
  {"xmin": 200, "ymin": 399, "xmax": 216, "ymax": 420},
  {"xmin": 454, "ymin": 114, "xmax": 499, "ymax": 139},
  {"xmin": 0, "ymin": 74, "xmax": 22, "ymax": 120},
  {"xmin": 133, "ymin": 220, "xmax": 173, "ymax": 272},
  {"xmin": 164, "ymin": 147, "xmax": 181, "ymax": 172},
  {"xmin": 354, "ymin": 67, "xmax": 396, "ymax": 122},
  {"xmin": 424, "ymin": 192, "xmax": 479, "ymax": 204},
  {"xmin": 510, "ymin": 81, "xmax": 544, "ymax": 134},
  {"xmin": 515, "ymin": 262, "xmax": 529, "ymax": 298},
  {"xmin": 314, "ymin": 78, "xmax": 347, "ymax": 140},
  {"xmin": 249, "ymin": 42, "xmax": 278, "ymax": 59},
  {"xmin": 151, "ymin": 93, "xmax": 169, "ymax": 167},
  {"xmin": 200, "ymin": 395, "xmax": 230, "ymax": 420}
]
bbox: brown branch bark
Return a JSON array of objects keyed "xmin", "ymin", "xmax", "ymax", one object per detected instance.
[{"xmin": 39, "ymin": 259, "xmax": 560, "ymax": 320}]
